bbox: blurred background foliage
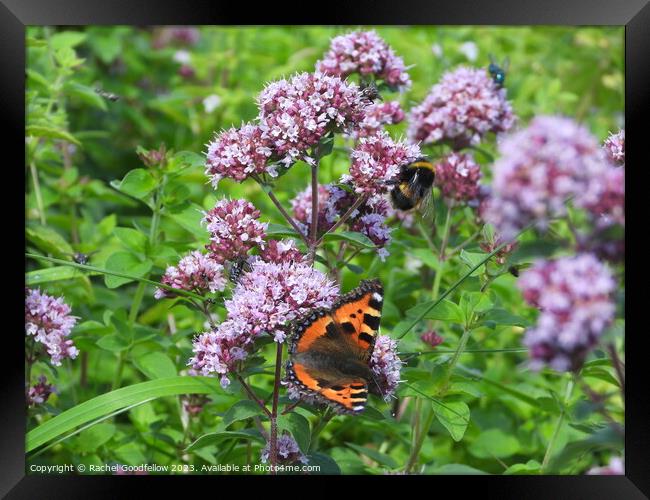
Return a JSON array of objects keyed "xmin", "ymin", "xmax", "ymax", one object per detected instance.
[{"xmin": 25, "ymin": 26, "xmax": 623, "ymax": 475}]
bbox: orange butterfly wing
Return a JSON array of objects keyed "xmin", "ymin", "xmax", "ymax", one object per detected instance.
[
  {"xmin": 330, "ymin": 279, "xmax": 383, "ymax": 354},
  {"xmin": 286, "ymin": 279, "xmax": 383, "ymax": 414}
]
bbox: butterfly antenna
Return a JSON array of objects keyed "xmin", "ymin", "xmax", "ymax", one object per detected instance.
[{"xmin": 368, "ymin": 368, "xmax": 386, "ymax": 402}]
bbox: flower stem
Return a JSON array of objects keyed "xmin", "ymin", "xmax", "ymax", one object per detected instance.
[
  {"xmin": 29, "ymin": 161, "xmax": 47, "ymax": 225},
  {"xmin": 309, "ymin": 408, "xmax": 333, "ymax": 452},
  {"xmin": 308, "ymin": 161, "xmax": 320, "ymax": 262},
  {"xmin": 439, "ymin": 202, "xmax": 454, "ymax": 260},
  {"xmin": 405, "ymin": 403, "xmax": 435, "ymax": 473},
  {"xmin": 541, "ymin": 376, "xmax": 574, "ymax": 473},
  {"xmin": 440, "ymin": 326, "xmax": 472, "ymax": 395},
  {"xmin": 269, "ymin": 341, "xmax": 284, "ymax": 474},
  {"xmin": 254, "ymin": 176, "xmax": 309, "ymax": 245},
  {"xmin": 606, "ymin": 342, "xmax": 625, "ymax": 403},
  {"xmin": 236, "ymin": 374, "xmax": 272, "ymax": 419},
  {"xmin": 448, "ymin": 229, "xmax": 481, "ymax": 257},
  {"xmin": 314, "ymin": 194, "xmax": 368, "ymax": 248}
]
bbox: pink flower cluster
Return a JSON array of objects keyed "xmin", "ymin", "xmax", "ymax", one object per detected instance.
[
  {"xmin": 434, "ymin": 152, "xmax": 482, "ymax": 202},
  {"xmin": 25, "ymin": 288, "xmax": 79, "ymax": 366},
  {"xmin": 190, "ymin": 257, "xmax": 339, "ymax": 385},
  {"xmin": 257, "ymin": 72, "xmax": 367, "ymax": 166},
  {"xmin": 586, "ymin": 457, "xmax": 624, "ymax": 475},
  {"xmin": 189, "ymin": 317, "xmax": 252, "ymax": 388},
  {"xmin": 290, "ymin": 184, "xmax": 336, "ymax": 236},
  {"xmin": 316, "ymin": 31, "xmax": 411, "ymax": 91},
  {"xmin": 205, "ymin": 124, "xmax": 273, "ymax": 187},
  {"xmin": 602, "ymin": 129, "xmax": 625, "ymax": 166},
  {"xmin": 370, "ymin": 335, "xmax": 403, "ymax": 400},
  {"xmin": 154, "ymin": 250, "xmax": 226, "ymax": 299},
  {"xmin": 581, "ymin": 165, "xmax": 625, "ymax": 228},
  {"xmin": 225, "ymin": 259, "xmax": 339, "ymax": 343},
  {"xmin": 203, "ymin": 199, "xmax": 267, "ymax": 264},
  {"xmin": 260, "ymin": 433, "xmax": 308, "ymax": 465},
  {"xmin": 259, "ymin": 239, "xmax": 305, "ymax": 265},
  {"xmin": 351, "ymin": 101, "xmax": 405, "ymax": 140},
  {"xmin": 484, "ymin": 116, "xmax": 610, "ymax": 239},
  {"xmin": 408, "ymin": 66, "xmax": 514, "ymax": 149},
  {"xmin": 152, "ymin": 26, "xmax": 200, "ymax": 49},
  {"xmin": 518, "ymin": 254, "xmax": 615, "ymax": 372},
  {"xmin": 350, "ymin": 212, "xmax": 393, "ymax": 261},
  {"xmin": 349, "ymin": 131, "xmax": 421, "ymax": 195},
  {"xmin": 27, "ymin": 375, "xmax": 55, "ymax": 406},
  {"xmin": 421, "ymin": 331, "xmax": 444, "ymax": 348},
  {"xmin": 289, "ymin": 182, "xmax": 395, "ymax": 260}
]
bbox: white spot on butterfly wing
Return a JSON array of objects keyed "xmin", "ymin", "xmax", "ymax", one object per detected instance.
[{"xmin": 372, "ymin": 292, "xmax": 383, "ymax": 302}]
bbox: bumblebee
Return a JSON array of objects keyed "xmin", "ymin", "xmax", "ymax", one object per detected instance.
[
  {"xmin": 488, "ymin": 54, "xmax": 509, "ymax": 88},
  {"xmin": 389, "ymin": 157, "xmax": 436, "ymax": 212}
]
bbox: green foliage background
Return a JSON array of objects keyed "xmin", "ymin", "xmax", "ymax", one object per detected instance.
[{"xmin": 25, "ymin": 26, "xmax": 624, "ymax": 475}]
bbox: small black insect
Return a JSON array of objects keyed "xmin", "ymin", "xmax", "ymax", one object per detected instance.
[
  {"xmin": 71, "ymin": 251, "xmax": 98, "ymax": 265},
  {"xmin": 508, "ymin": 265, "xmax": 520, "ymax": 278},
  {"xmin": 227, "ymin": 257, "xmax": 252, "ymax": 284},
  {"xmin": 94, "ymin": 87, "xmax": 120, "ymax": 102},
  {"xmin": 488, "ymin": 55, "xmax": 509, "ymax": 88},
  {"xmin": 359, "ymin": 80, "xmax": 382, "ymax": 104}
]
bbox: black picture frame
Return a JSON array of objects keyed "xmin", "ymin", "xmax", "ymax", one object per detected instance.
[{"xmin": 5, "ymin": 0, "xmax": 647, "ymax": 496}]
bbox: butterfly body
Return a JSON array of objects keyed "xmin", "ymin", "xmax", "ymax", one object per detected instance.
[{"xmin": 286, "ymin": 279, "xmax": 384, "ymax": 414}]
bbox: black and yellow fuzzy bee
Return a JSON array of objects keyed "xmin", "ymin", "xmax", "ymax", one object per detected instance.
[{"xmin": 389, "ymin": 157, "xmax": 436, "ymax": 212}]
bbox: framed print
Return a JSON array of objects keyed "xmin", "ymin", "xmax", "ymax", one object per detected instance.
[{"xmin": 2, "ymin": 0, "xmax": 647, "ymax": 496}]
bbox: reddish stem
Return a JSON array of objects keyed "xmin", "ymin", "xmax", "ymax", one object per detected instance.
[{"xmin": 269, "ymin": 341, "xmax": 284, "ymax": 474}]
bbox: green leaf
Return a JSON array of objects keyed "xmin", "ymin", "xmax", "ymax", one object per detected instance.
[
  {"xmin": 185, "ymin": 430, "xmax": 263, "ymax": 452},
  {"xmin": 222, "ymin": 400, "xmax": 265, "ymax": 427},
  {"xmin": 392, "ymin": 299, "xmax": 464, "ymax": 337},
  {"xmin": 469, "ymin": 429, "xmax": 520, "ymax": 459},
  {"xmin": 428, "ymin": 463, "xmax": 488, "ymax": 475},
  {"xmin": 26, "ymin": 253, "xmax": 204, "ymax": 301},
  {"xmin": 64, "ymin": 82, "xmax": 107, "ymax": 111},
  {"xmin": 26, "ymin": 125, "xmax": 81, "ymax": 146},
  {"xmin": 548, "ymin": 426, "xmax": 623, "ymax": 473},
  {"xmin": 504, "ymin": 460, "xmax": 542, "ymax": 475},
  {"xmin": 479, "ymin": 308, "xmax": 529, "ymax": 328},
  {"xmin": 164, "ymin": 204, "xmax": 207, "ymax": 239},
  {"xmin": 114, "ymin": 227, "xmax": 148, "ymax": 255},
  {"xmin": 266, "ymin": 223, "xmax": 299, "ymax": 238},
  {"xmin": 459, "ymin": 250, "xmax": 488, "ymax": 276},
  {"xmin": 169, "ymin": 150, "xmax": 205, "ymax": 172},
  {"xmin": 104, "ymin": 252, "xmax": 152, "ymax": 288},
  {"xmin": 133, "ymin": 352, "xmax": 177, "ymax": 379},
  {"xmin": 26, "ymin": 226, "xmax": 74, "ymax": 258},
  {"xmin": 74, "ymin": 423, "xmax": 115, "ymax": 453},
  {"xmin": 278, "ymin": 413, "xmax": 311, "ymax": 452},
  {"xmin": 323, "ymin": 231, "xmax": 375, "ymax": 249},
  {"xmin": 114, "ymin": 442, "xmax": 146, "ymax": 466},
  {"xmin": 26, "ymin": 266, "xmax": 100, "ymax": 285},
  {"xmin": 410, "ymin": 248, "xmax": 440, "ymax": 270},
  {"xmin": 305, "ymin": 452, "xmax": 341, "ymax": 474},
  {"xmin": 50, "ymin": 31, "xmax": 87, "ymax": 50},
  {"xmin": 116, "ymin": 169, "xmax": 156, "ymax": 200},
  {"xmin": 346, "ymin": 443, "xmax": 397, "ymax": 468},
  {"xmin": 432, "ymin": 400, "xmax": 470, "ymax": 442},
  {"xmin": 27, "ymin": 376, "xmax": 222, "ymax": 453},
  {"xmin": 345, "ymin": 263, "xmax": 365, "ymax": 274},
  {"xmin": 96, "ymin": 334, "xmax": 130, "ymax": 353}
]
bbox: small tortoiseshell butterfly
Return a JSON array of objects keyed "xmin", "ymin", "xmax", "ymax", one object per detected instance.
[{"xmin": 285, "ymin": 279, "xmax": 384, "ymax": 415}]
